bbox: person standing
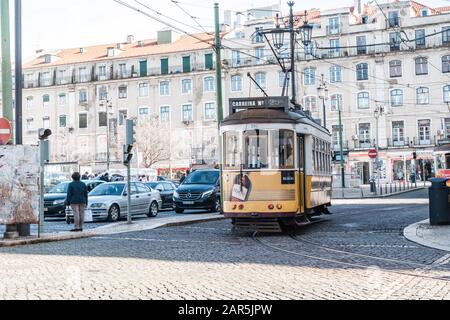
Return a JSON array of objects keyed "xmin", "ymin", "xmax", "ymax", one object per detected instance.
[
  {"xmin": 81, "ymin": 172, "xmax": 89, "ymax": 180},
  {"xmin": 66, "ymin": 172, "xmax": 88, "ymax": 232}
]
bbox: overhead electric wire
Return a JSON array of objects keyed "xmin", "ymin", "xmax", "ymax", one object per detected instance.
[{"xmin": 171, "ymin": 0, "xmax": 211, "ymax": 35}]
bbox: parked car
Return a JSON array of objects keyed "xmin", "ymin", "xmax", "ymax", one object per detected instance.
[
  {"xmin": 145, "ymin": 181, "xmax": 177, "ymax": 209},
  {"xmin": 44, "ymin": 180, "xmax": 105, "ymax": 218},
  {"xmin": 173, "ymin": 169, "xmax": 221, "ymax": 214},
  {"xmin": 66, "ymin": 182, "xmax": 162, "ymax": 223}
]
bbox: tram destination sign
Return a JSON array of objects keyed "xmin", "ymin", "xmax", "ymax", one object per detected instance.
[{"xmin": 230, "ymin": 97, "xmax": 289, "ymax": 114}]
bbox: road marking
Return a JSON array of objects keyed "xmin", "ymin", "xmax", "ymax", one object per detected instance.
[{"xmin": 92, "ymin": 236, "xmax": 241, "ymax": 246}]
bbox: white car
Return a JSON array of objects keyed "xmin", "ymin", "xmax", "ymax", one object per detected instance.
[{"xmin": 66, "ymin": 182, "xmax": 162, "ymax": 223}]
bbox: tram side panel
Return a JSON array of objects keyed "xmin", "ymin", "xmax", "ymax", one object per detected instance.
[{"xmin": 222, "ymin": 171, "xmax": 300, "ymax": 217}]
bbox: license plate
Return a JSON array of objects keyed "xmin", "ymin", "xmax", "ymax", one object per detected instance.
[{"xmin": 183, "ymin": 201, "xmax": 195, "ymax": 205}]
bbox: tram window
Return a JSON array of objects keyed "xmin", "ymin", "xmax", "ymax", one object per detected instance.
[
  {"xmin": 244, "ymin": 130, "xmax": 269, "ymax": 169},
  {"xmin": 224, "ymin": 131, "xmax": 241, "ymax": 169},
  {"xmin": 446, "ymin": 154, "xmax": 450, "ymax": 169},
  {"xmin": 271, "ymin": 130, "xmax": 295, "ymax": 169}
]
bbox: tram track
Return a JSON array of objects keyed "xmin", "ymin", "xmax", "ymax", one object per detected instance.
[{"xmin": 252, "ymin": 232, "xmax": 450, "ymax": 283}]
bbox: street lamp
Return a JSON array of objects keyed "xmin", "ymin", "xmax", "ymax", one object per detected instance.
[
  {"xmin": 374, "ymin": 105, "xmax": 385, "ymax": 194},
  {"xmin": 300, "ymin": 11, "xmax": 313, "ymax": 46},
  {"xmin": 317, "ymin": 74, "xmax": 329, "ymax": 128},
  {"xmin": 104, "ymin": 99, "xmax": 113, "ymax": 172}
]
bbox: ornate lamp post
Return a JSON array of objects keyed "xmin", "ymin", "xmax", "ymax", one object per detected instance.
[{"xmin": 317, "ymin": 74, "xmax": 329, "ymax": 128}]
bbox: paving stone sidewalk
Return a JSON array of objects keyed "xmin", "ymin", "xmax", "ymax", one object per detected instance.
[{"xmin": 404, "ymin": 219, "xmax": 450, "ymax": 252}]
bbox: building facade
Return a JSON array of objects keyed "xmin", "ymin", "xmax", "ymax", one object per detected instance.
[{"xmin": 20, "ymin": 0, "xmax": 450, "ymax": 183}]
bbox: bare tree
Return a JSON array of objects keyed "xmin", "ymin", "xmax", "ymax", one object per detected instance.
[{"xmin": 137, "ymin": 116, "xmax": 170, "ymax": 168}]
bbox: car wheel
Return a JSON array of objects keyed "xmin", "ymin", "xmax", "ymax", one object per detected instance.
[
  {"xmin": 147, "ymin": 201, "xmax": 159, "ymax": 218},
  {"xmin": 107, "ymin": 204, "xmax": 120, "ymax": 222},
  {"xmin": 211, "ymin": 198, "xmax": 221, "ymax": 213},
  {"xmin": 175, "ymin": 208, "xmax": 184, "ymax": 214}
]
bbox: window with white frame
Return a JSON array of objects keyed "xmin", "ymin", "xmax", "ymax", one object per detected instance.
[
  {"xmin": 139, "ymin": 107, "xmax": 149, "ymax": 120},
  {"xmin": 118, "ymin": 110, "xmax": 128, "ymax": 126},
  {"xmin": 43, "ymin": 94, "xmax": 50, "ymax": 107},
  {"xmin": 331, "ymin": 125, "xmax": 342, "ymax": 148},
  {"xmin": 330, "ymin": 94, "xmax": 343, "ymax": 111},
  {"xmin": 389, "ymin": 60, "xmax": 402, "ymax": 78},
  {"xmin": 98, "ymin": 87, "xmax": 108, "ymax": 100},
  {"xmin": 26, "ymin": 118, "xmax": 34, "ymax": 131},
  {"xmin": 98, "ymin": 112, "xmax": 107, "ymax": 127},
  {"xmin": 58, "ymin": 93, "xmax": 66, "ymax": 106},
  {"xmin": 58, "ymin": 70, "xmax": 66, "ymax": 84},
  {"xmin": 59, "ymin": 115, "xmax": 67, "ymax": 128},
  {"xmin": 390, "ymin": 89, "xmax": 403, "ymax": 107},
  {"xmin": 119, "ymin": 63, "xmax": 127, "ymax": 78},
  {"xmin": 160, "ymin": 81, "xmax": 170, "ymax": 96},
  {"xmin": 415, "ymin": 57, "xmax": 428, "ymax": 75},
  {"xmin": 330, "ymin": 65, "xmax": 342, "ymax": 83},
  {"xmin": 26, "ymin": 96, "xmax": 33, "ymax": 108},
  {"xmin": 79, "ymin": 113, "xmax": 88, "ymax": 129},
  {"xmin": 304, "ymin": 68, "xmax": 316, "ymax": 85},
  {"xmin": 329, "ymin": 39, "xmax": 340, "ymax": 57},
  {"xmin": 444, "ymin": 85, "xmax": 450, "ymax": 103},
  {"xmin": 118, "ymin": 85, "xmax": 127, "ymax": 99},
  {"xmin": 232, "ymin": 50, "xmax": 241, "ymax": 66},
  {"xmin": 358, "ymin": 123, "xmax": 371, "ymax": 145},
  {"xmin": 416, "ymin": 87, "xmax": 430, "ymax": 105},
  {"xmin": 182, "ymin": 79, "xmax": 192, "ymax": 94},
  {"xmin": 443, "ymin": 26, "xmax": 450, "ymax": 44},
  {"xmin": 139, "ymin": 83, "xmax": 149, "ymax": 97},
  {"xmin": 204, "ymin": 76, "xmax": 215, "ymax": 92},
  {"xmin": 79, "ymin": 89, "xmax": 87, "ymax": 103},
  {"xmin": 42, "ymin": 117, "xmax": 50, "ymax": 129},
  {"xmin": 255, "ymin": 47, "xmax": 265, "ymax": 61},
  {"xmin": 443, "ymin": 55, "xmax": 450, "ymax": 73},
  {"xmin": 255, "ymin": 72, "xmax": 266, "ymax": 89},
  {"xmin": 41, "ymin": 72, "xmax": 51, "ymax": 86},
  {"xmin": 418, "ymin": 119, "xmax": 431, "ymax": 144},
  {"xmin": 356, "ymin": 63, "xmax": 368, "ymax": 80},
  {"xmin": 392, "ymin": 121, "xmax": 404, "ymax": 144},
  {"xmin": 98, "ymin": 65, "xmax": 107, "ymax": 80},
  {"xmin": 328, "ymin": 17, "xmax": 340, "ymax": 35},
  {"xmin": 160, "ymin": 106, "xmax": 170, "ymax": 123},
  {"xmin": 445, "ymin": 118, "xmax": 450, "ymax": 139},
  {"xmin": 79, "ymin": 67, "xmax": 88, "ymax": 82},
  {"xmin": 182, "ymin": 104, "xmax": 193, "ymax": 122},
  {"xmin": 304, "ymin": 96, "xmax": 317, "ymax": 112},
  {"xmin": 231, "ymin": 75, "xmax": 242, "ymax": 92},
  {"xmin": 204, "ymin": 103, "xmax": 216, "ymax": 121},
  {"xmin": 357, "ymin": 92, "xmax": 370, "ymax": 109}
]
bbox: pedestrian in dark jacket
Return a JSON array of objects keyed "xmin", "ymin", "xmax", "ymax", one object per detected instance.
[{"xmin": 66, "ymin": 172, "xmax": 88, "ymax": 232}]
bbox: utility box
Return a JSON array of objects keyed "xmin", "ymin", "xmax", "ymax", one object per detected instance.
[{"xmin": 429, "ymin": 178, "xmax": 450, "ymax": 225}]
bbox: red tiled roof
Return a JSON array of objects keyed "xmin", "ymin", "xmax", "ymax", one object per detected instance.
[{"xmin": 23, "ymin": 32, "xmax": 220, "ymax": 70}]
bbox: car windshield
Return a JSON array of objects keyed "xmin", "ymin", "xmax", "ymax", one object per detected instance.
[
  {"xmin": 184, "ymin": 171, "xmax": 219, "ymax": 185},
  {"xmin": 89, "ymin": 184, "xmax": 125, "ymax": 196},
  {"xmin": 48, "ymin": 182, "xmax": 70, "ymax": 194}
]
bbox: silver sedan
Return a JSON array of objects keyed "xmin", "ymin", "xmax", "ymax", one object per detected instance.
[{"xmin": 66, "ymin": 182, "xmax": 162, "ymax": 223}]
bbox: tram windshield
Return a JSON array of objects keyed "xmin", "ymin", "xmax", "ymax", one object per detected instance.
[{"xmin": 224, "ymin": 129, "xmax": 295, "ymax": 170}]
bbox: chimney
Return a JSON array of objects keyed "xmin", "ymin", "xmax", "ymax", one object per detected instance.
[
  {"xmin": 355, "ymin": 0, "xmax": 362, "ymax": 15},
  {"xmin": 117, "ymin": 43, "xmax": 124, "ymax": 50},
  {"xmin": 79, "ymin": 47, "xmax": 85, "ymax": 54},
  {"xmin": 138, "ymin": 40, "xmax": 145, "ymax": 47},
  {"xmin": 127, "ymin": 35, "xmax": 134, "ymax": 44}
]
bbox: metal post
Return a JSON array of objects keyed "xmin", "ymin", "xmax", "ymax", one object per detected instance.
[
  {"xmin": 38, "ymin": 140, "xmax": 45, "ymax": 237},
  {"xmin": 15, "ymin": 0, "xmax": 22, "ymax": 145},
  {"xmin": 1, "ymin": 0, "xmax": 13, "ymax": 123},
  {"xmin": 127, "ymin": 162, "xmax": 132, "ymax": 224},
  {"xmin": 338, "ymin": 108, "xmax": 345, "ymax": 188},
  {"xmin": 215, "ymin": 2, "xmax": 224, "ymax": 214},
  {"xmin": 288, "ymin": 1, "xmax": 296, "ymax": 106},
  {"xmin": 375, "ymin": 111, "xmax": 381, "ymax": 196},
  {"xmin": 106, "ymin": 109, "xmax": 110, "ymax": 172},
  {"xmin": 423, "ymin": 160, "xmax": 426, "ymax": 187}
]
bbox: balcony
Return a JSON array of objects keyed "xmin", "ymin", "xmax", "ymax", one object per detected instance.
[
  {"xmin": 387, "ymin": 138, "xmax": 409, "ymax": 148},
  {"xmin": 326, "ymin": 25, "xmax": 340, "ymax": 36},
  {"xmin": 387, "ymin": 17, "xmax": 400, "ymax": 28},
  {"xmin": 412, "ymin": 136, "xmax": 436, "ymax": 147},
  {"xmin": 332, "ymin": 140, "xmax": 349, "ymax": 151},
  {"xmin": 354, "ymin": 139, "xmax": 375, "ymax": 150}
]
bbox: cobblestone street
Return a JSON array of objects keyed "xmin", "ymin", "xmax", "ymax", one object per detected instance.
[{"xmin": 0, "ymin": 189, "xmax": 449, "ymax": 300}]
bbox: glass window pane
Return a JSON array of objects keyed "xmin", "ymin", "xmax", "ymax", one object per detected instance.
[{"xmin": 244, "ymin": 130, "xmax": 268, "ymax": 169}]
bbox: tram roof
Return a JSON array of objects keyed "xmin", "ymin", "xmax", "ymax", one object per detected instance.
[{"xmin": 221, "ymin": 109, "xmax": 329, "ymax": 134}]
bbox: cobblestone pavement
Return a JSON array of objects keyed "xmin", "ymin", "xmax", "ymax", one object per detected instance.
[{"xmin": 1, "ymin": 189, "xmax": 450, "ymax": 300}]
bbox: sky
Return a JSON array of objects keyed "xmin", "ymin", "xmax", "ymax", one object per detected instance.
[{"xmin": 10, "ymin": 0, "xmax": 450, "ymax": 59}]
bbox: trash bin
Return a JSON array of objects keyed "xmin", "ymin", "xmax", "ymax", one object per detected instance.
[
  {"xmin": 370, "ymin": 178, "xmax": 376, "ymax": 193},
  {"xmin": 429, "ymin": 178, "xmax": 450, "ymax": 225}
]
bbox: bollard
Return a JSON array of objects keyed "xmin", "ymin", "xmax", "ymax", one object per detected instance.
[
  {"xmin": 380, "ymin": 185, "xmax": 383, "ymax": 196},
  {"xmin": 390, "ymin": 183, "xmax": 393, "ymax": 194},
  {"xmin": 395, "ymin": 183, "xmax": 397, "ymax": 192},
  {"xmin": 385, "ymin": 184, "xmax": 388, "ymax": 194}
]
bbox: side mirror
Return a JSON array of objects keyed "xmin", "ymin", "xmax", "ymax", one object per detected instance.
[{"xmin": 123, "ymin": 192, "xmax": 127, "ymax": 197}]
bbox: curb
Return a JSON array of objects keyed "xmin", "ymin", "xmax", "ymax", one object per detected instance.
[
  {"xmin": 404, "ymin": 219, "xmax": 450, "ymax": 252},
  {"xmin": 332, "ymin": 187, "xmax": 425, "ymax": 200},
  {"xmin": 0, "ymin": 215, "xmax": 227, "ymax": 248}
]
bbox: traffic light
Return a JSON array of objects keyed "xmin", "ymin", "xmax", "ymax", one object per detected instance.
[
  {"xmin": 38, "ymin": 128, "xmax": 52, "ymax": 140},
  {"xmin": 413, "ymin": 151, "xmax": 417, "ymax": 160},
  {"xmin": 126, "ymin": 119, "xmax": 136, "ymax": 146},
  {"xmin": 123, "ymin": 144, "xmax": 133, "ymax": 166}
]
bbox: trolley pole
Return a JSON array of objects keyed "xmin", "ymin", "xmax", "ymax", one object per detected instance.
[
  {"xmin": 215, "ymin": 3, "xmax": 224, "ymax": 213},
  {"xmin": 288, "ymin": 1, "xmax": 296, "ymax": 106}
]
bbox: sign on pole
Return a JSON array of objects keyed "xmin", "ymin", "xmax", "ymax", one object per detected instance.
[
  {"xmin": 0, "ymin": 118, "xmax": 12, "ymax": 145},
  {"xmin": 368, "ymin": 149, "xmax": 378, "ymax": 159}
]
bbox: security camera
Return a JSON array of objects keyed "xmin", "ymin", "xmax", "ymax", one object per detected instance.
[{"xmin": 38, "ymin": 128, "xmax": 52, "ymax": 140}]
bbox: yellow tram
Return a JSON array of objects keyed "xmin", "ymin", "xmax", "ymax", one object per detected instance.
[{"xmin": 220, "ymin": 97, "xmax": 332, "ymax": 231}]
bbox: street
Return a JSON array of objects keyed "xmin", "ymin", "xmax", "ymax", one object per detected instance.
[{"xmin": 0, "ymin": 189, "xmax": 449, "ymax": 300}]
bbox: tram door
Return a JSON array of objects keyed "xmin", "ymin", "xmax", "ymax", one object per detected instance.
[{"xmin": 298, "ymin": 135, "xmax": 305, "ymax": 213}]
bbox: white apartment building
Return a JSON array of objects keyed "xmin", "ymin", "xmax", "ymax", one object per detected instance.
[{"xmin": 20, "ymin": 0, "xmax": 450, "ymax": 183}]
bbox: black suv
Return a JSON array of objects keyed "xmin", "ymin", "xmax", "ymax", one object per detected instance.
[{"xmin": 173, "ymin": 169, "xmax": 221, "ymax": 214}]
